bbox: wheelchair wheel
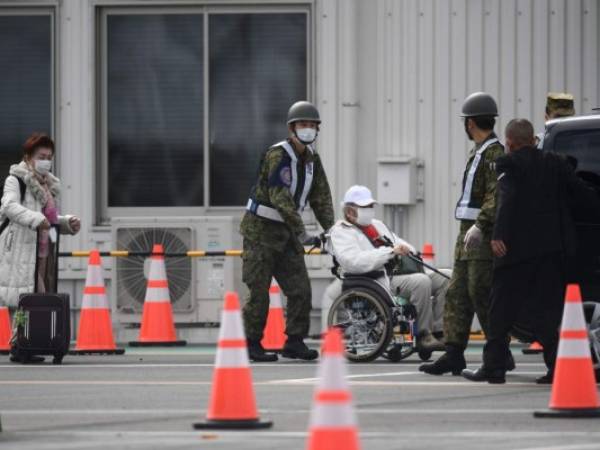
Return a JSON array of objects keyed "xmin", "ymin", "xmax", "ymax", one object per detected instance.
[{"xmin": 327, "ymin": 287, "xmax": 393, "ymax": 362}]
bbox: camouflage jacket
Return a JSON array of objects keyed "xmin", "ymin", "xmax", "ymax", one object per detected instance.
[
  {"xmin": 240, "ymin": 140, "xmax": 335, "ymax": 253},
  {"xmin": 454, "ymin": 134, "xmax": 505, "ymax": 261}
]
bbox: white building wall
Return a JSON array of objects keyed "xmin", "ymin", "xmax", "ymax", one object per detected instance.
[
  {"xmin": 353, "ymin": 0, "xmax": 600, "ymax": 266},
  {"xmin": 40, "ymin": 0, "xmax": 600, "ymax": 270}
]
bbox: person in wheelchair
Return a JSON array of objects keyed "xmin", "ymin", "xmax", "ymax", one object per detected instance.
[{"xmin": 324, "ymin": 185, "xmax": 451, "ymax": 354}]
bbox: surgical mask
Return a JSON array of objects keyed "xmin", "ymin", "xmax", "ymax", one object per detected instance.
[
  {"xmin": 355, "ymin": 207, "xmax": 375, "ymax": 226},
  {"xmin": 296, "ymin": 127, "xmax": 317, "ymax": 144},
  {"xmin": 34, "ymin": 160, "xmax": 52, "ymax": 175}
]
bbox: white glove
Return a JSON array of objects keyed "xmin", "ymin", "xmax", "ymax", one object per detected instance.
[{"xmin": 463, "ymin": 224, "xmax": 483, "ymax": 250}]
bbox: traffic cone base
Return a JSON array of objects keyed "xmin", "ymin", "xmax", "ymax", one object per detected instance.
[
  {"xmin": 193, "ymin": 292, "xmax": 271, "ymax": 430},
  {"xmin": 533, "ymin": 408, "xmax": 600, "ymax": 418},
  {"xmin": 193, "ymin": 418, "xmax": 273, "ymax": 430},
  {"xmin": 0, "ymin": 307, "xmax": 10, "ymax": 355}
]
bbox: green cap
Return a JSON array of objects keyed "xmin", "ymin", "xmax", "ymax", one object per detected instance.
[{"xmin": 546, "ymin": 92, "xmax": 574, "ymax": 117}]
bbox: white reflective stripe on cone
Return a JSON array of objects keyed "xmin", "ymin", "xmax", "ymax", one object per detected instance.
[
  {"xmin": 560, "ymin": 303, "xmax": 587, "ymax": 330},
  {"xmin": 269, "ymin": 291, "xmax": 283, "ymax": 309},
  {"xmin": 317, "ymin": 355, "xmax": 349, "ymax": 390},
  {"xmin": 149, "ymin": 258, "xmax": 168, "ymax": 281},
  {"xmin": 215, "ymin": 347, "xmax": 250, "ymax": 368},
  {"xmin": 85, "ymin": 267, "xmax": 104, "ymax": 287},
  {"xmin": 144, "ymin": 287, "xmax": 171, "ymax": 303},
  {"xmin": 309, "ymin": 403, "xmax": 356, "ymax": 427},
  {"xmin": 218, "ymin": 311, "xmax": 246, "ymax": 340},
  {"xmin": 81, "ymin": 294, "xmax": 110, "ymax": 309},
  {"xmin": 557, "ymin": 338, "xmax": 592, "ymax": 358}
]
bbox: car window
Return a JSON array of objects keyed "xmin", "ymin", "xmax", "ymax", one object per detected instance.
[
  {"xmin": 553, "ymin": 129, "xmax": 600, "ymax": 189},
  {"xmin": 553, "ymin": 129, "xmax": 600, "ymax": 173}
]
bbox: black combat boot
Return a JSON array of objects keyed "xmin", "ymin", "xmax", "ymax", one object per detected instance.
[
  {"xmin": 462, "ymin": 366, "xmax": 506, "ymax": 384},
  {"xmin": 281, "ymin": 335, "xmax": 319, "ymax": 361},
  {"xmin": 419, "ymin": 345, "xmax": 466, "ymax": 375},
  {"xmin": 247, "ymin": 339, "xmax": 278, "ymax": 362}
]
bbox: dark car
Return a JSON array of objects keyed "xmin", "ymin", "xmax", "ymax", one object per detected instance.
[{"xmin": 542, "ymin": 114, "xmax": 600, "ymax": 302}]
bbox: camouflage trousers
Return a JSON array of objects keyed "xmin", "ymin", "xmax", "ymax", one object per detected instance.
[
  {"xmin": 241, "ymin": 238, "xmax": 312, "ymax": 341},
  {"xmin": 443, "ymin": 259, "xmax": 493, "ymax": 350}
]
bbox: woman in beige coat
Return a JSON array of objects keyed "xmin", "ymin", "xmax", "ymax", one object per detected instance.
[{"xmin": 0, "ymin": 133, "xmax": 80, "ymax": 307}]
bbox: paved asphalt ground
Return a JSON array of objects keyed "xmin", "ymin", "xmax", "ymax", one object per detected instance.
[{"xmin": 0, "ymin": 343, "xmax": 599, "ymax": 450}]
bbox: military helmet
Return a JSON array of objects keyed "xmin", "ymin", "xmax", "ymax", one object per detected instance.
[
  {"xmin": 461, "ymin": 92, "xmax": 499, "ymax": 117},
  {"xmin": 287, "ymin": 101, "xmax": 321, "ymax": 124}
]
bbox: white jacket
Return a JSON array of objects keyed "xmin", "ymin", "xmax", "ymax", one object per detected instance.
[
  {"xmin": 0, "ymin": 162, "xmax": 75, "ymax": 306},
  {"xmin": 328, "ymin": 218, "xmax": 415, "ymax": 288}
]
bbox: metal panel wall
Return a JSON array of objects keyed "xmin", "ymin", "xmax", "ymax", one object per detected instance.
[
  {"xmin": 6, "ymin": 0, "xmax": 597, "ymax": 274},
  {"xmin": 354, "ymin": 0, "xmax": 600, "ymax": 266}
]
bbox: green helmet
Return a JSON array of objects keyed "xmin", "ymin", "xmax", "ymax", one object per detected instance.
[
  {"xmin": 461, "ymin": 92, "xmax": 498, "ymax": 117},
  {"xmin": 287, "ymin": 101, "xmax": 321, "ymax": 125}
]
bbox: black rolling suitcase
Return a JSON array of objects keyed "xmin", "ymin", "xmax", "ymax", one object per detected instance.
[{"xmin": 11, "ymin": 225, "xmax": 70, "ymax": 364}]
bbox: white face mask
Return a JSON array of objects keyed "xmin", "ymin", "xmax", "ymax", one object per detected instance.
[
  {"xmin": 296, "ymin": 127, "xmax": 317, "ymax": 144},
  {"xmin": 34, "ymin": 160, "xmax": 52, "ymax": 175},
  {"xmin": 355, "ymin": 207, "xmax": 375, "ymax": 226}
]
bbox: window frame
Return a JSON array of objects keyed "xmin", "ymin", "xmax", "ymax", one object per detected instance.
[
  {"xmin": 0, "ymin": 5, "xmax": 57, "ymax": 173},
  {"xmin": 96, "ymin": 3, "xmax": 314, "ymax": 224}
]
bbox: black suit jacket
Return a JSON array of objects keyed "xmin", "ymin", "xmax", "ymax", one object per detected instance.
[{"xmin": 493, "ymin": 147, "xmax": 600, "ymax": 268}]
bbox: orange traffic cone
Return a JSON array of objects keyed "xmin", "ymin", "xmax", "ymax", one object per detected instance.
[
  {"xmin": 70, "ymin": 250, "xmax": 124, "ymax": 355},
  {"xmin": 306, "ymin": 327, "xmax": 361, "ymax": 450},
  {"xmin": 193, "ymin": 291, "xmax": 272, "ymax": 429},
  {"xmin": 522, "ymin": 341, "xmax": 543, "ymax": 355},
  {"xmin": 0, "ymin": 306, "xmax": 11, "ymax": 355},
  {"xmin": 534, "ymin": 284, "xmax": 600, "ymax": 418},
  {"xmin": 261, "ymin": 279, "xmax": 286, "ymax": 351},
  {"xmin": 421, "ymin": 243, "xmax": 435, "ymax": 264},
  {"xmin": 130, "ymin": 244, "xmax": 186, "ymax": 347}
]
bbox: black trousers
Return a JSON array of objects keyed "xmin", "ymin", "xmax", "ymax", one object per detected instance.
[{"xmin": 483, "ymin": 253, "xmax": 566, "ymax": 372}]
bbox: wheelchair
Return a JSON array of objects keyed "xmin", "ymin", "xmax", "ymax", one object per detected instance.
[{"xmin": 326, "ymin": 272, "xmax": 433, "ymax": 363}]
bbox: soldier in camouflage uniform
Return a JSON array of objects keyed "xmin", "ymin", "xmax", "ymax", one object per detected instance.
[
  {"xmin": 421, "ymin": 92, "xmax": 511, "ymax": 375},
  {"xmin": 536, "ymin": 92, "xmax": 575, "ymax": 149},
  {"xmin": 241, "ymin": 101, "xmax": 334, "ymax": 362}
]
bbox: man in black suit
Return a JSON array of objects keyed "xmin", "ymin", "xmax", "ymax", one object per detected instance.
[{"xmin": 462, "ymin": 118, "xmax": 600, "ymax": 384}]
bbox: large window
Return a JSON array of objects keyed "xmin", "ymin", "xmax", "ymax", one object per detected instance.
[
  {"xmin": 100, "ymin": 7, "xmax": 309, "ymax": 218},
  {"xmin": 0, "ymin": 12, "xmax": 53, "ymax": 183}
]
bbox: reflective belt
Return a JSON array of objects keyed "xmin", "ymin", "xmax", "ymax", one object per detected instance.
[
  {"xmin": 246, "ymin": 199, "xmax": 284, "ymax": 223},
  {"xmin": 246, "ymin": 140, "xmax": 315, "ymax": 223},
  {"xmin": 455, "ymin": 137, "xmax": 499, "ymax": 220}
]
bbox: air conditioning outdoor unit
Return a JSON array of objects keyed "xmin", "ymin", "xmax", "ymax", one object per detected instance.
[{"xmin": 110, "ymin": 216, "xmax": 242, "ymax": 325}]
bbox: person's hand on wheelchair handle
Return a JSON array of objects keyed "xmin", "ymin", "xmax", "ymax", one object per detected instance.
[{"xmin": 392, "ymin": 244, "xmax": 411, "ymax": 256}]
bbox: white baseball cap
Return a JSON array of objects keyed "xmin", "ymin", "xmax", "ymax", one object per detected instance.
[{"xmin": 342, "ymin": 185, "xmax": 377, "ymax": 207}]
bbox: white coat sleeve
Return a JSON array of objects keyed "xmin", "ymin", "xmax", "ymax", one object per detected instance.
[
  {"xmin": 330, "ymin": 227, "xmax": 394, "ymax": 274},
  {"xmin": 0, "ymin": 176, "xmax": 45, "ymax": 230}
]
